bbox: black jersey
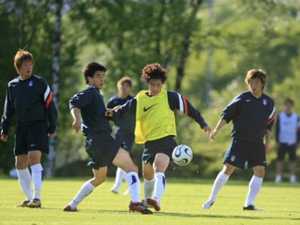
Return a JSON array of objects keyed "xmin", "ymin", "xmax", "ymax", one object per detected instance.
[
  {"xmin": 112, "ymin": 91, "xmax": 208, "ymax": 129},
  {"xmin": 1, "ymin": 75, "xmax": 57, "ymax": 135},
  {"xmin": 221, "ymin": 91, "xmax": 276, "ymax": 142},
  {"xmin": 69, "ymin": 86, "xmax": 112, "ymax": 136},
  {"xmin": 107, "ymin": 94, "xmax": 135, "ymax": 134}
]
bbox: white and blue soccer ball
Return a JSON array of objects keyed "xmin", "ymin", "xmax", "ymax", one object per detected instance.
[{"xmin": 172, "ymin": 144, "xmax": 193, "ymax": 166}]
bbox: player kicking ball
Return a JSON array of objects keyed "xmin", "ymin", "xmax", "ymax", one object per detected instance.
[
  {"xmin": 106, "ymin": 63, "xmax": 211, "ymax": 212},
  {"xmin": 202, "ymin": 69, "xmax": 276, "ymax": 211},
  {"xmin": 63, "ymin": 62, "xmax": 152, "ymax": 214}
]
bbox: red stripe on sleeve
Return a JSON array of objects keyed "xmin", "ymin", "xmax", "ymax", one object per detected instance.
[
  {"xmin": 183, "ymin": 96, "xmax": 188, "ymax": 116},
  {"xmin": 267, "ymin": 115, "xmax": 276, "ymax": 125},
  {"xmin": 46, "ymin": 91, "xmax": 53, "ymax": 109}
]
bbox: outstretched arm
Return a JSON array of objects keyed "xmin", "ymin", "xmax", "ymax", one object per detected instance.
[
  {"xmin": 106, "ymin": 98, "xmax": 136, "ymax": 121},
  {"xmin": 167, "ymin": 91, "xmax": 211, "ymax": 134},
  {"xmin": 210, "ymin": 118, "xmax": 227, "ymax": 140}
]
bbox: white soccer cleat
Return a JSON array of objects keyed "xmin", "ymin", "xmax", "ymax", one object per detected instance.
[
  {"xmin": 123, "ymin": 189, "xmax": 129, "ymax": 195},
  {"xmin": 110, "ymin": 186, "xmax": 120, "ymax": 194},
  {"xmin": 202, "ymin": 200, "xmax": 214, "ymax": 210}
]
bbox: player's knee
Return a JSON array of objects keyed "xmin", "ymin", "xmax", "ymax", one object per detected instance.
[
  {"xmin": 126, "ymin": 163, "xmax": 138, "ymax": 173},
  {"xmin": 254, "ymin": 167, "xmax": 265, "ymax": 177},
  {"xmin": 28, "ymin": 155, "xmax": 40, "ymax": 165},
  {"xmin": 15, "ymin": 161, "xmax": 27, "ymax": 169},
  {"xmin": 143, "ymin": 170, "xmax": 154, "ymax": 180},
  {"xmin": 93, "ymin": 177, "xmax": 106, "ymax": 187},
  {"xmin": 223, "ymin": 164, "xmax": 235, "ymax": 175}
]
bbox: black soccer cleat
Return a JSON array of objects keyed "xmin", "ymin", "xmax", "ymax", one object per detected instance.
[{"xmin": 243, "ymin": 205, "xmax": 262, "ymax": 211}]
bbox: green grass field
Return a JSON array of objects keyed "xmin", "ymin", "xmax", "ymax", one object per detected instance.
[{"xmin": 0, "ymin": 177, "xmax": 299, "ymax": 225}]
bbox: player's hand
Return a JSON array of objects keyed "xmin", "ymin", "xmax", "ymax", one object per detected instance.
[
  {"xmin": 105, "ymin": 108, "xmax": 114, "ymax": 117},
  {"xmin": 203, "ymin": 125, "xmax": 211, "ymax": 134},
  {"xmin": 210, "ymin": 129, "xmax": 218, "ymax": 140},
  {"xmin": 1, "ymin": 134, "xmax": 8, "ymax": 142},
  {"xmin": 265, "ymin": 144, "xmax": 271, "ymax": 154},
  {"xmin": 48, "ymin": 133, "xmax": 54, "ymax": 138},
  {"xmin": 72, "ymin": 120, "xmax": 81, "ymax": 133}
]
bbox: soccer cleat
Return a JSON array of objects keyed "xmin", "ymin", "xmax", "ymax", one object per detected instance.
[
  {"xmin": 202, "ymin": 200, "xmax": 214, "ymax": 210},
  {"xmin": 243, "ymin": 205, "xmax": 262, "ymax": 211},
  {"xmin": 110, "ymin": 187, "xmax": 119, "ymax": 194},
  {"xmin": 15, "ymin": 200, "xmax": 30, "ymax": 208},
  {"xmin": 63, "ymin": 205, "xmax": 78, "ymax": 212},
  {"xmin": 28, "ymin": 198, "xmax": 41, "ymax": 208},
  {"xmin": 123, "ymin": 189, "xmax": 129, "ymax": 195},
  {"xmin": 146, "ymin": 197, "xmax": 161, "ymax": 211},
  {"xmin": 129, "ymin": 201, "xmax": 153, "ymax": 214},
  {"xmin": 142, "ymin": 199, "xmax": 152, "ymax": 208}
]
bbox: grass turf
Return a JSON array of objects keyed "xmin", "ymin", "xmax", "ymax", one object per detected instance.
[{"xmin": 0, "ymin": 177, "xmax": 299, "ymax": 225}]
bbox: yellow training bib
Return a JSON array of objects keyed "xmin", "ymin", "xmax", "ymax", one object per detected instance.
[{"xmin": 135, "ymin": 90, "xmax": 176, "ymax": 144}]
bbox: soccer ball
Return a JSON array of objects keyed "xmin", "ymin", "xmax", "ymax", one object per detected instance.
[{"xmin": 172, "ymin": 145, "xmax": 193, "ymax": 166}]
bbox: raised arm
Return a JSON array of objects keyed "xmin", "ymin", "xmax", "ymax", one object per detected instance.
[{"xmin": 106, "ymin": 98, "xmax": 137, "ymax": 121}]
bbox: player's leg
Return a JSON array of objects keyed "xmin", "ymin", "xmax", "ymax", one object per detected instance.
[
  {"xmin": 112, "ymin": 147, "xmax": 152, "ymax": 214},
  {"xmin": 275, "ymin": 144, "xmax": 285, "ymax": 183},
  {"xmin": 202, "ymin": 163, "xmax": 235, "ymax": 209},
  {"xmin": 143, "ymin": 162, "xmax": 155, "ymax": 200},
  {"xmin": 145, "ymin": 153, "xmax": 169, "ymax": 211},
  {"xmin": 288, "ymin": 146, "xmax": 297, "ymax": 183},
  {"xmin": 64, "ymin": 167, "xmax": 107, "ymax": 211},
  {"xmin": 15, "ymin": 154, "xmax": 32, "ymax": 207},
  {"xmin": 111, "ymin": 167, "xmax": 127, "ymax": 194},
  {"xmin": 243, "ymin": 165, "xmax": 264, "ymax": 210},
  {"xmin": 27, "ymin": 150, "xmax": 43, "ymax": 208}
]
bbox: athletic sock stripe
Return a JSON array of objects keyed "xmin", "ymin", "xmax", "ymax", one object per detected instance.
[{"xmin": 131, "ymin": 175, "xmax": 137, "ymax": 185}]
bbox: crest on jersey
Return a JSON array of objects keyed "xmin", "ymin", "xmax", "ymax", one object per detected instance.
[
  {"xmin": 28, "ymin": 81, "xmax": 34, "ymax": 87},
  {"xmin": 230, "ymin": 155, "xmax": 236, "ymax": 162},
  {"xmin": 263, "ymin": 99, "xmax": 267, "ymax": 105}
]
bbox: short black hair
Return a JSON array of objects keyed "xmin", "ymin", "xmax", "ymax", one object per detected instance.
[
  {"xmin": 285, "ymin": 98, "xmax": 294, "ymax": 106},
  {"xmin": 83, "ymin": 62, "xmax": 107, "ymax": 84}
]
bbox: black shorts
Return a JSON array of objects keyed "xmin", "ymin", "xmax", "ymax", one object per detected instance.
[
  {"xmin": 84, "ymin": 131, "xmax": 121, "ymax": 169},
  {"xmin": 115, "ymin": 131, "xmax": 135, "ymax": 152},
  {"xmin": 142, "ymin": 136, "xmax": 177, "ymax": 165},
  {"xmin": 277, "ymin": 143, "xmax": 297, "ymax": 161},
  {"xmin": 14, "ymin": 121, "xmax": 49, "ymax": 156},
  {"xmin": 223, "ymin": 138, "xmax": 266, "ymax": 169}
]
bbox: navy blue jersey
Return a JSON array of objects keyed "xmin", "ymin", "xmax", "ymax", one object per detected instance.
[
  {"xmin": 1, "ymin": 75, "xmax": 57, "ymax": 135},
  {"xmin": 69, "ymin": 86, "xmax": 111, "ymax": 136},
  {"xmin": 107, "ymin": 94, "xmax": 135, "ymax": 134},
  {"xmin": 221, "ymin": 91, "xmax": 276, "ymax": 142},
  {"xmin": 112, "ymin": 91, "xmax": 208, "ymax": 129}
]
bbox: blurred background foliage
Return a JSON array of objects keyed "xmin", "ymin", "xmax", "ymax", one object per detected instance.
[{"xmin": 0, "ymin": 0, "xmax": 299, "ymax": 180}]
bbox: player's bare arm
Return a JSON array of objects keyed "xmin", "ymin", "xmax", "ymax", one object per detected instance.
[
  {"xmin": 210, "ymin": 119, "xmax": 227, "ymax": 140},
  {"xmin": 70, "ymin": 107, "xmax": 81, "ymax": 133}
]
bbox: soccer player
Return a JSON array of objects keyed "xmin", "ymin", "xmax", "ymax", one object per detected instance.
[
  {"xmin": 63, "ymin": 62, "xmax": 152, "ymax": 214},
  {"xmin": 1, "ymin": 49, "xmax": 58, "ymax": 208},
  {"xmin": 108, "ymin": 77, "xmax": 135, "ymax": 194},
  {"xmin": 106, "ymin": 63, "xmax": 211, "ymax": 212},
  {"xmin": 275, "ymin": 98, "xmax": 300, "ymax": 183},
  {"xmin": 202, "ymin": 69, "xmax": 276, "ymax": 211}
]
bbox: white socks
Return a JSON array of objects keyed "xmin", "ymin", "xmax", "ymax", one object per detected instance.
[
  {"xmin": 31, "ymin": 164, "xmax": 44, "ymax": 200},
  {"xmin": 126, "ymin": 172, "xmax": 141, "ymax": 202},
  {"xmin": 245, "ymin": 176, "xmax": 263, "ymax": 207},
  {"xmin": 17, "ymin": 168, "xmax": 33, "ymax": 201},
  {"xmin": 70, "ymin": 181, "xmax": 95, "ymax": 209},
  {"xmin": 144, "ymin": 178, "xmax": 155, "ymax": 199},
  {"xmin": 208, "ymin": 171, "xmax": 230, "ymax": 202},
  {"xmin": 154, "ymin": 172, "xmax": 166, "ymax": 202},
  {"xmin": 111, "ymin": 168, "xmax": 127, "ymax": 192}
]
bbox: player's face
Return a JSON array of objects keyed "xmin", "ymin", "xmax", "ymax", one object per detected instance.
[
  {"xmin": 285, "ymin": 102, "xmax": 293, "ymax": 113},
  {"xmin": 88, "ymin": 71, "xmax": 105, "ymax": 89},
  {"xmin": 18, "ymin": 60, "xmax": 33, "ymax": 79},
  {"xmin": 148, "ymin": 79, "xmax": 163, "ymax": 96},
  {"xmin": 248, "ymin": 78, "xmax": 263, "ymax": 97},
  {"xmin": 118, "ymin": 82, "xmax": 131, "ymax": 98}
]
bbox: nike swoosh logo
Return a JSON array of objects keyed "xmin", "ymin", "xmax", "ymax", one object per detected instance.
[{"xmin": 143, "ymin": 104, "xmax": 157, "ymax": 112}]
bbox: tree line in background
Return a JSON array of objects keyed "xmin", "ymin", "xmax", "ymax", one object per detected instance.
[{"xmin": 0, "ymin": 0, "xmax": 299, "ymax": 178}]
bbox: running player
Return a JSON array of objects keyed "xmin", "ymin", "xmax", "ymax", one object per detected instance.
[
  {"xmin": 63, "ymin": 62, "xmax": 152, "ymax": 214},
  {"xmin": 275, "ymin": 98, "xmax": 300, "ymax": 183},
  {"xmin": 108, "ymin": 77, "xmax": 135, "ymax": 194},
  {"xmin": 1, "ymin": 49, "xmax": 58, "ymax": 208},
  {"xmin": 106, "ymin": 63, "xmax": 211, "ymax": 212},
  {"xmin": 202, "ymin": 69, "xmax": 276, "ymax": 211}
]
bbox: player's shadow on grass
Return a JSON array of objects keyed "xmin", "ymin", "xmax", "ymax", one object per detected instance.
[{"xmin": 157, "ymin": 212, "xmax": 300, "ymax": 221}]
